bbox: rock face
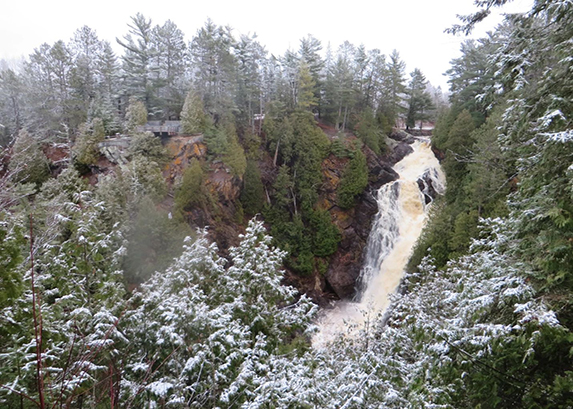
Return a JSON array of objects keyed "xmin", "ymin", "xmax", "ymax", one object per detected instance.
[
  {"xmin": 206, "ymin": 163, "xmax": 241, "ymax": 204},
  {"xmin": 164, "ymin": 135, "xmax": 207, "ymax": 182},
  {"xmin": 325, "ymin": 193, "xmax": 379, "ymax": 300},
  {"xmin": 164, "ymin": 135, "xmax": 243, "ymax": 250},
  {"xmin": 432, "ymin": 145, "xmax": 445, "ymax": 161},
  {"xmin": 159, "ymin": 130, "xmax": 417, "ymax": 304},
  {"xmin": 43, "ymin": 143, "xmax": 71, "ymax": 177},
  {"xmin": 417, "ymin": 169, "xmax": 440, "ymax": 204}
]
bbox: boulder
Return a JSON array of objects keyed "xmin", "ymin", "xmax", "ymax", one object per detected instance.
[
  {"xmin": 369, "ymin": 164, "xmax": 399, "ymax": 190},
  {"xmin": 325, "ymin": 256, "xmax": 361, "ymax": 299},
  {"xmin": 325, "ymin": 226, "xmax": 364, "ymax": 299},
  {"xmin": 389, "ymin": 129, "xmax": 416, "ymax": 144},
  {"xmin": 417, "ymin": 169, "xmax": 440, "ymax": 204},
  {"xmin": 389, "ymin": 142, "xmax": 414, "ymax": 165}
]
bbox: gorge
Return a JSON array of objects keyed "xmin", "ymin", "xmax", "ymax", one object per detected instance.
[
  {"xmin": 1, "ymin": 0, "xmax": 571, "ymax": 404},
  {"xmin": 315, "ymin": 138, "xmax": 445, "ymax": 347}
]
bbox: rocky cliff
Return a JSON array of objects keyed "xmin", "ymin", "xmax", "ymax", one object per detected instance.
[
  {"xmin": 163, "ymin": 135, "xmax": 244, "ymax": 251},
  {"xmin": 85, "ymin": 127, "xmax": 420, "ymax": 305},
  {"xmin": 160, "ymin": 128, "xmax": 422, "ymax": 305},
  {"xmin": 278, "ymin": 131, "xmax": 422, "ymax": 305}
]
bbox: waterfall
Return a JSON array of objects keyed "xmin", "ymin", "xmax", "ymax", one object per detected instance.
[{"xmin": 313, "ymin": 139, "xmax": 445, "ymax": 348}]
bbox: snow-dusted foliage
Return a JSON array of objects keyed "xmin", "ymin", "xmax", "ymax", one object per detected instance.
[
  {"xmin": 0, "ymin": 168, "xmax": 128, "ymax": 408},
  {"xmin": 120, "ymin": 218, "xmax": 316, "ymax": 407},
  {"xmin": 251, "ymin": 219, "xmax": 567, "ymax": 408},
  {"xmin": 1, "ymin": 188, "xmax": 568, "ymax": 407},
  {"xmin": 489, "ymin": 0, "xmax": 573, "ymax": 293},
  {"xmin": 2, "ymin": 1, "xmax": 571, "ymax": 406}
]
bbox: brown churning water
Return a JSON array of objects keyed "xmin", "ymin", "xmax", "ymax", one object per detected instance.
[{"xmin": 313, "ymin": 140, "xmax": 446, "ymax": 349}]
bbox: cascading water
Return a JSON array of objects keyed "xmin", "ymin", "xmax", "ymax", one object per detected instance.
[{"xmin": 313, "ymin": 139, "xmax": 445, "ymax": 348}]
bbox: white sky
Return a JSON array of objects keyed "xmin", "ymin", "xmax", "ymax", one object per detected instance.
[{"xmin": 0, "ymin": 0, "xmax": 532, "ymax": 91}]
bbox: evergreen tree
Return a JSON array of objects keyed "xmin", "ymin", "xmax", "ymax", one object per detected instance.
[
  {"xmin": 91, "ymin": 41, "xmax": 122, "ymax": 135},
  {"xmin": 97, "ymin": 41, "xmax": 120, "ymax": 101},
  {"xmin": 235, "ymin": 33, "xmax": 266, "ymax": 130},
  {"xmin": 279, "ymin": 49, "xmax": 301, "ymax": 111},
  {"xmin": 291, "ymin": 111, "xmax": 330, "ymax": 210},
  {"xmin": 382, "ymin": 49, "xmax": 407, "ymax": 127},
  {"xmin": 1, "ymin": 169, "xmax": 128, "ymax": 408},
  {"xmin": 326, "ymin": 45, "xmax": 355, "ymax": 130},
  {"xmin": 73, "ymin": 117, "xmax": 105, "ymax": 170},
  {"xmin": 308, "ymin": 209, "xmax": 340, "ymax": 258},
  {"xmin": 175, "ymin": 158, "xmax": 206, "ymax": 213},
  {"xmin": 272, "ymin": 165, "xmax": 294, "ymax": 212},
  {"xmin": 0, "ymin": 69, "xmax": 24, "ymax": 145},
  {"xmin": 240, "ymin": 159, "xmax": 265, "ymax": 216},
  {"xmin": 448, "ymin": 209, "xmax": 479, "ymax": 258},
  {"xmin": 338, "ymin": 148, "xmax": 368, "ymax": 209},
  {"xmin": 361, "ymin": 48, "xmax": 386, "ymax": 112},
  {"xmin": 442, "ymin": 109, "xmax": 475, "ymax": 204},
  {"xmin": 405, "ymin": 68, "xmax": 434, "ymax": 130},
  {"xmin": 69, "ymin": 26, "xmax": 103, "ymax": 123},
  {"xmin": 431, "ymin": 105, "xmax": 457, "ymax": 149},
  {"xmin": 24, "ymin": 41, "xmax": 75, "ymax": 137},
  {"xmin": 127, "ymin": 130, "xmax": 167, "ymax": 166},
  {"xmin": 203, "ymin": 121, "xmax": 228, "ymax": 157},
  {"xmin": 299, "ymin": 35, "xmax": 324, "ymax": 110},
  {"xmin": 152, "ymin": 20, "xmax": 188, "ymax": 119},
  {"xmin": 125, "ymin": 96, "xmax": 148, "ymax": 132},
  {"xmin": 464, "ymin": 110, "xmax": 510, "ymax": 217},
  {"xmin": 222, "ymin": 122, "xmax": 247, "ymax": 177},
  {"xmin": 117, "ymin": 13, "xmax": 158, "ymax": 113},
  {"xmin": 265, "ymin": 112, "xmax": 295, "ymax": 167},
  {"xmin": 352, "ymin": 45, "xmax": 369, "ymax": 108},
  {"xmin": 354, "ymin": 107, "xmax": 384, "ymax": 154},
  {"xmin": 408, "ymin": 200, "xmax": 453, "ymax": 269},
  {"xmin": 296, "ymin": 62, "xmax": 318, "ymax": 110},
  {"xmin": 123, "ymin": 155, "xmax": 167, "ymax": 201},
  {"xmin": 9, "ymin": 129, "xmax": 50, "ymax": 187},
  {"xmin": 189, "ymin": 19, "xmax": 238, "ymax": 119},
  {"xmin": 0, "ymin": 212, "xmax": 24, "ymax": 310},
  {"xmin": 180, "ymin": 89, "xmax": 206, "ymax": 134},
  {"xmin": 446, "ymin": 38, "xmax": 497, "ymax": 124}
]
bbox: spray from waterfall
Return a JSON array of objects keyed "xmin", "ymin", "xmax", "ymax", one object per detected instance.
[{"xmin": 313, "ymin": 139, "xmax": 445, "ymax": 348}]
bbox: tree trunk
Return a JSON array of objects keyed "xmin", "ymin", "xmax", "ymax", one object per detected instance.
[
  {"xmin": 291, "ymin": 168, "xmax": 297, "ymax": 216},
  {"xmin": 273, "ymin": 138, "xmax": 280, "ymax": 167},
  {"xmin": 29, "ymin": 215, "xmax": 45, "ymax": 409},
  {"xmin": 264, "ymin": 186, "xmax": 271, "ymax": 204},
  {"xmin": 290, "ymin": 187, "xmax": 298, "ymax": 216}
]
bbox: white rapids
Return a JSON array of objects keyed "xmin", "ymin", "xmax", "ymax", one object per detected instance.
[{"xmin": 313, "ymin": 139, "xmax": 445, "ymax": 348}]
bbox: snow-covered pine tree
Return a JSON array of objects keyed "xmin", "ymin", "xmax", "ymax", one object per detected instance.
[
  {"xmin": 180, "ymin": 89, "xmax": 207, "ymax": 135},
  {"xmin": 121, "ymin": 218, "xmax": 315, "ymax": 408},
  {"xmin": 0, "ymin": 168, "xmax": 128, "ymax": 408}
]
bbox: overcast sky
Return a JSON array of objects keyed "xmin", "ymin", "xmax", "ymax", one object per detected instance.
[{"xmin": 0, "ymin": 0, "xmax": 532, "ymax": 90}]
